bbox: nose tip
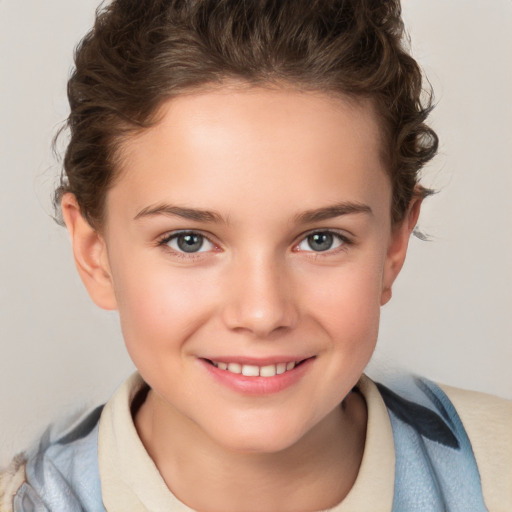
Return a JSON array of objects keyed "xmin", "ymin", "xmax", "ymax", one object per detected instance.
[
  {"xmin": 222, "ymin": 261, "xmax": 298, "ymax": 338},
  {"xmin": 230, "ymin": 303, "xmax": 293, "ymax": 338}
]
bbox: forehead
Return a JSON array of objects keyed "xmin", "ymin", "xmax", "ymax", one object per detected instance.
[{"xmin": 109, "ymin": 87, "xmax": 391, "ymax": 224}]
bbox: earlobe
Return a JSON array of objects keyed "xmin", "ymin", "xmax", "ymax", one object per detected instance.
[
  {"xmin": 61, "ymin": 193, "xmax": 118, "ymax": 310},
  {"xmin": 380, "ymin": 194, "xmax": 423, "ymax": 306}
]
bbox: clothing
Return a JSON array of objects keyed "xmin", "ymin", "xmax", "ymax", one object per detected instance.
[{"xmin": 1, "ymin": 373, "xmax": 511, "ymax": 511}]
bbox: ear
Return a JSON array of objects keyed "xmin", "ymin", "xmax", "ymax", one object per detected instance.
[
  {"xmin": 61, "ymin": 193, "xmax": 118, "ymax": 310},
  {"xmin": 380, "ymin": 193, "xmax": 423, "ymax": 305}
]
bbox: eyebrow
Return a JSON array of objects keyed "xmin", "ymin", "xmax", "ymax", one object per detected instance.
[
  {"xmin": 134, "ymin": 201, "xmax": 372, "ymax": 224},
  {"xmin": 134, "ymin": 204, "xmax": 226, "ymax": 223},
  {"xmin": 294, "ymin": 202, "xmax": 373, "ymax": 224}
]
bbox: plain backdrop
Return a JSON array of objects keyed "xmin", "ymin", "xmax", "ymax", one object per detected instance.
[{"xmin": 0, "ymin": 0, "xmax": 511, "ymax": 466}]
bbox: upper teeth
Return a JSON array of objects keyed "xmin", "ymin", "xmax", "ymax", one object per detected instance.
[{"xmin": 211, "ymin": 361, "xmax": 297, "ymax": 377}]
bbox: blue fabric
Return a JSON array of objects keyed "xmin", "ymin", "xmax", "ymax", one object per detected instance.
[
  {"xmin": 377, "ymin": 376, "xmax": 487, "ymax": 512},
  {"xmin": 13, "ymin": 377, "xmax": 487, "ymax": 511},
  {"xmin": 13, "ymin": 407, "xmax": 106, "ymax": 512}
]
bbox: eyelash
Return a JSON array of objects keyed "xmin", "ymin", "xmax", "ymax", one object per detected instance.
[
  {"xmin": 156, "ymin": 229, "xmax": 353, "ymax": 258},
  {"xmin": 157, "ymin": 230, "xmax": 218, "ymax": 259},
  {"xmin": 294, "ymin": 230, "xmax": 353, "ymax": 257}
]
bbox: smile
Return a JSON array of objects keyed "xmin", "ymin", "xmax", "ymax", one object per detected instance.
[
  {"xmin": 202, "ymin": 357, "xmax": 313, "ymax": 395},
  {"xmin": 208, "ymin": 360, "xmax": 300, "ymax": 377}
]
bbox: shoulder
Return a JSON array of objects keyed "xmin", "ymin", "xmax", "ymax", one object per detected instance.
[
  {"xmin": 374, "ymin": 374, "xmax": 511, "ymax": 510},
  {"xmin": 439, "ymin": 383, "xmax": 512, "ymax": 510},
  {"xmin": 0, "ymin": 454, "xmax": 27, "ymax": 512},
  {"xmin": 0, "ymin": 405, "xmax": 106, "ymax": 512}
]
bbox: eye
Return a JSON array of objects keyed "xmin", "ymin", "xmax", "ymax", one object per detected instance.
[
  {"xmin": 296, "ymin": 231, "xmax": 348, "ymax": 252},
  {"xmin": 161, "ymin": 231, "xmax": 215, "ymax": 254}
]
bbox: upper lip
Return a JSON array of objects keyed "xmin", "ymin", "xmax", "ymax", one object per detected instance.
[{"xmin": 201, "ymin": 355, "xmax": 314, "ymax": 366}]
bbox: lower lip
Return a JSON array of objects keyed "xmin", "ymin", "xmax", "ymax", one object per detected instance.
[{"xmin": 200, "ymin": 358, "xmax": 314, "ymax": 395}]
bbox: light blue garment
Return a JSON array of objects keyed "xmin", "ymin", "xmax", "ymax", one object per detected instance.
[
  {"xmin": 13, "ymin": 406, "xmax": 106, "ymax": 512},
  {"xmin": 13, "ymin": 377, "xmax": 487, "ymax": 511},
  {"xmin": 377, "ymin": 377, "xmax": 487, "ymax": 512}
]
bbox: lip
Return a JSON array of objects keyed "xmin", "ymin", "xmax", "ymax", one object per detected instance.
[
  {"xmin": 199, "ymin": 356, "xmax": 315, "ymax": 395},
  {"xmin": 200, "ymin": 355, "xmax": 312, "ymax": 366}
]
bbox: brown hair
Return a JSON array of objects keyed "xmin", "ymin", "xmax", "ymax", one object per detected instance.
[{"xmin": 55, "ymin": 0, "xmax": 438, "ymax": 228}]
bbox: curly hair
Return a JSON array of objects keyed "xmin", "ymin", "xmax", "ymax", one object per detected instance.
[{"xmin": 55, "ymin": 0, "xmax": 438, "ymax": 228}]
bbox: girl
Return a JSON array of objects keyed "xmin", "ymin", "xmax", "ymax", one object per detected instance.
[{"xmin": 1, "ymin": 1, "xmax": 510, "ymax": 510}]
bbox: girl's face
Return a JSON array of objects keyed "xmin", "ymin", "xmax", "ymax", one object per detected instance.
[{"xmin": 67, "ymin": 87, "xmax": 416, "ymax": 453}]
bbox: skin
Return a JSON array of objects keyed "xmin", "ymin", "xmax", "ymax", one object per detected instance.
[{"xmin": 62, "ymin": 87, "xmax": 420, "ymax": 512}]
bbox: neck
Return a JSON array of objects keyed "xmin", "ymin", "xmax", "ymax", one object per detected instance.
[{"xmin": 135, "ymin": 390, "xmax": 367, "ymax": 512}]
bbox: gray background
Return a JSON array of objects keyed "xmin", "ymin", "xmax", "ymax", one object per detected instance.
[{"xmin": 1, "ymin": 0, "xmax": 511, "ymax": 466}]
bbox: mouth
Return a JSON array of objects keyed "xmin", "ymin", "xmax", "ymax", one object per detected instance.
[
  {"xmin": 204, "ymin": 358, "xmax": 310, "ymax": 377},
  {"xmin": 201, "ymin": 357, "xmax": 314, "ymax": 395}
]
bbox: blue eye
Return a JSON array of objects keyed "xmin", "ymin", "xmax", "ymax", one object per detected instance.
[
  {"xmin": 164, "ymin": 232, "xmax": 214, "ymax": 253},
  {"xmin": 297, "ymin": 231, "xmax": 346, "ymax": 252}
]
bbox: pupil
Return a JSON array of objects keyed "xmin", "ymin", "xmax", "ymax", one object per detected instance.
[
  {"xmin": 308, "ymin": 232, "xmax": 333, "ymax": 252},
  {"xmin": 177, "ymin": 233, "xmax": 203, "ymax": 253}
]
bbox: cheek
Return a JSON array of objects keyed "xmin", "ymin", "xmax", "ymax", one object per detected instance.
[
  {"xmin": 303, "ymin": 258, "xmax": 384, "ymax": 322},
  {"xmin": 112, "ymin": 261, "xmax": 219, "ymax": 360},
  {"xmin": 299, "ymin": 255, "xmax": 385, "ymax": 360}
]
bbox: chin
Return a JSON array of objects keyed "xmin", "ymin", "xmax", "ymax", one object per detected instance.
[{"xmin": 206, "ymin": 416, "xmax": 311, "ymax": 455}]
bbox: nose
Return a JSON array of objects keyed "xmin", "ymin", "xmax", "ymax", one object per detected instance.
[{"xmin": 221, "ymin": 253, "xmax": 299, "ymax": 338}]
